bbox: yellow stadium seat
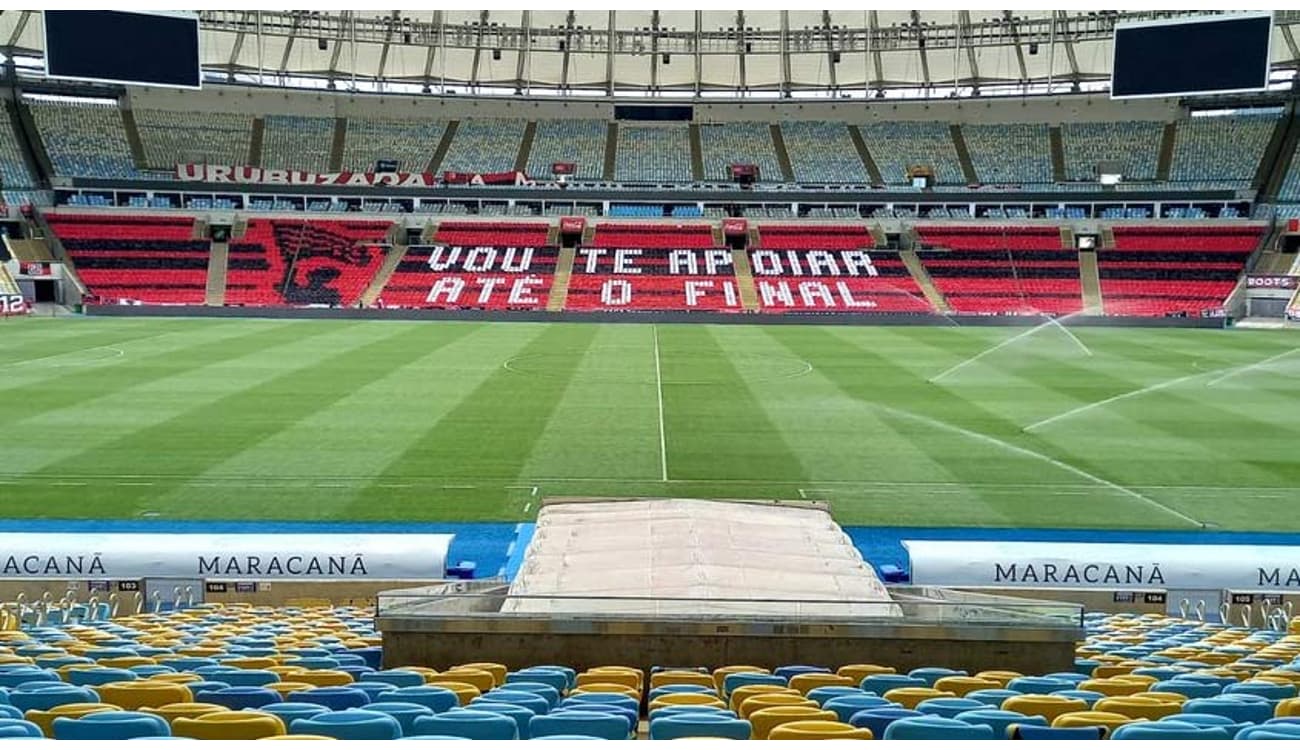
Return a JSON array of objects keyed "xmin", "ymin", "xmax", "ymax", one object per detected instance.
[
  {"xmin": 26, "ymin": 703, "xmax": 119, "ymax": 737},
  {"xmin": 454, "ymin": 663, "xmax": 506, "ymax": 686},
  {"xmin": 1094, "ymin": 696, "xmax": 1181, "ymax": 720},
  {"xmin": 1002, "ymin": 695, "xmax": 1089, "ymax": 721},
  {"xmin": 577, "ymin": 669, "xmax": 641, "ymax": 692},
  {"xmin": 748, "ymin": 706, "xmax": 837, "ymax": 740},
  {"xmin": 96, "ymin": 656, "xmax": 156, "ymax": 669},
  {"xmin": 1051, "ymin": 710, "xmax": 1140, "ymax": 735},
  {"xmin": 222, "ymin": 657, "xmax": 278, "ymax": 670},
  {"xmin": 96, "ymin": 681, "xmax": 193, "ymax": 710},
  {"xmin": 142, "ymin": 703, "xmax": 231, "ymax": 724},
  {"xmin": 737, "ymin": 693, "xmax": 817, "ymax": 720},
  {"xmin": 266, "ymin": 682, "xmax": 317, "ymax": 699},
  {"xmin": 571, "ymin": 683, "xmax": 640, "ymax": 700},
  {"xmin": 293, "ymin": 670, "xmax": 354, "ymax": 688},
  {"xmin": 789, "ymin": 673, "xmax": 855, "ymax": 695},
  {"xmin": 836, "ymin": 664, "xmax": 895, "ymax": 684},
  {"xmin": 1078, "ymin": 678, "xmax": 1147, "ymax": 697},
  {"xmin": 1276, "ymin": 698, "xmax": 1300, "ymax": 718},
  {"xmin": 882, "ymin": 687, "xmax": 955, "ymax": 709},
  {"xmin": 148, "ymin": 673, "xmax": 203, "ymax": 685},
  {"xmin": 431, "ymin": 668, "xmax": 495, "ymax": 693},
  {"xmin": 768, "ymin": 720, "xmax": 873, "ymax": 740},
  {"xmin": 651, "ymin": 671, "xmax": 716, "ymax": 690},
  {"xmin": 173, "ymin": 711, "xmax": 287, "ymax": 740},
  {"xmin": 1132, "ymin": 691, "xmax": 1188, "ymax": 705},
  {"xmin": 728, "ymin": 685, "xmax": 799, "ymax": 713},
  {"xmin": 713, "ymin": 665, "xmax": 770, "ymax": 693},
  {"xmin": 267, "ymin": 666, "xmax": 308, "ymax": 680},
  {"xmin": 425, "ymin": 681, "xmax": 481, "ymax": 705},
  {"xmin": 934, "ymin": 676, "xmax": 1000, "ymax": 696},
  {"xmin": 973, "ymin": 670, "xmax": 1022, "ymax": 688},
  {"xmin": 649, "ymin": 694, "xmax": 728, "ymax": 713}
]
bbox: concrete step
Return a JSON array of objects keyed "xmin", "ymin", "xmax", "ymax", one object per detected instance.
[{"xmin": 546, "ymin": 247, "xmax": 577, "ymax": 312}]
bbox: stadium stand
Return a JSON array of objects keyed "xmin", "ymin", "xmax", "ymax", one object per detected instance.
[
  {"xmin": 564, "ymin": 223, "xmax": 733, "ymax": 311},
  {"xmin": 46, "ymin": 214, "xmax": 209, "ymax": 304},
  {"xmin": 8, "ymin": 603, "xmax": 1297, "ymax": 740},
  {"xmin": 915, "ymin": 226, "xmax": 1082, "ymax": 315},
  {"xmin": 1277, "ymin": 152, "xmax": 1300, "ymax": 202},
  {"xmin": 379, "ymin": 221, "xmax": 555, "ymax": 310},
  {"xmin": 614, "ymin": 125, "xmax": 692, "ymax": 182},
  {"xmin": 339, "ymin": 117, "xmax": 446, "ymax": 173},
  {"xmin": 0, "ymin": 104, "xmax": 34, "ymax": 188},
  {"xmin": 697, "ymin": 122, "xmax": 783, "ymax": 182},
  {"xmin": 260, "ymin": 115, "xmax": 335, "ymax": 173},
  {"xmin": 525, "ymin": 119, "xmax": 607, "ymax": 180},
  {"xmin": 134, "ymin": 109, "xmax": 253, "ymax": 170},
  {"xmin": 856, "ymin": 121, "xmax": 964, "ymax": 185},
  {"xmin": 1097, "ymin": 225, "xmax": 1262, "ymax": 316},
  {"xmin": 1168, "ymin": 113, "xmax": 1278, "ymax": 185},
  {"xmin": 962, "ymin": 124, "xmax": 1054, "ymax": 185},
  {"xmin": 439, "ymin": 119, "xmax": 526, "ymax": 174},
  {"xmin": 28, "ymin": 99, "xmax": 138, "ymax": 179},
  {"xmin": 224, "ymin": 219, "xmax": 391, "ymax": 307},
  {"xmin": 780, "ymin": 121, "xmax": 870, "ymax": 183},
  {"xmin": 750, "ymin": 225, "xmax": 931, "ymax": 313},
  {"xmin": 1060, "ymin": 120, "xmax": 1163, "ymax": 182}
]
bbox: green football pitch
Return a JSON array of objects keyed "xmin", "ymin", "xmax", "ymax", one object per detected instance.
[{"xmin": 2, "ymin": 315, "xmax": 1297, "ymax": 531}]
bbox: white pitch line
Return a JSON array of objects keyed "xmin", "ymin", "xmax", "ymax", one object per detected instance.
[
  {"xmin": 874, "ymin": 402, "xmax": 1204, "ymax": 528},
  {"xmin": 652, "ymin": 324, "xmax": 669, "ymax": 482},
  {"xmin": 1024, "ymin": 370, "xmax": 1207, "ymax": 432},
  {"xmin": 523, "ymin": 502, "xmax": 532, "ymax": 514},
  {"xmin": 1206, "ymin": 347, "xmax": 1300, "ymax": 387}
]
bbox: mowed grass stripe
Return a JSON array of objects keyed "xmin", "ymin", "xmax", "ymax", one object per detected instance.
[
  {"xmin": 712, "ymin": 326, "xmax": 996, "ymax": 518},
  {"xmin": 520, "ymin": 325, "xmax": 662, "ymax": 482},
  {"xmin": 0, "ymin": 321, "xmax": 183, "ymax": 366},
  {"xmin": 0, "ymin": 321, "xmax": 307, "ymax": 429},
  {"xmin": 767, "ymin": 325, "xmax": 1163, "ymax": 528},
  {"xmin": 656, "ymin": 325, "xmax": 807, "ymax": 483},
  {"xmin": 348, "ymin": 324, "xmax": 600, "ymax": 519}
]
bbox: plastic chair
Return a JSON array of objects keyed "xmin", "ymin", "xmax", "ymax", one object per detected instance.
[
  {"xmin": 256, "ymin": 702, "xmax": 333, "ymax": 726},
  {"xmin": 1050, "ymin": 710, "xmax": 1138, "ymax": 734},
  {"xmin": 805, "ymin": 686, "xmax": 864, "ymax": 707},
  {"xmin": 650, "ymin": 670, "xmax": 714, "ymax": 690},
  {"xmin": 1278, "ymin": 697, "xmax": 1300, "ymax": 717},
  {"xmin": 737, "ymin": 693, "xmax": 816, "ymax": 720},
  {"xmin": 789, "ymin": 672, "xmax": 854, "ymax": 695},
  {"xmin": 1050, "ymin": 689, "xmax": 1105, "ymax": 708},
  {"xmin": 290, "ymin": 709, "xmax": 402, "ymax": 740},
  {"xmin": 412, "ymin": 708, "xmax": 519, "ymax": 740},
  {"xmin": 1002, "ymin": 694, "xmax": 1088, "ymax": 721},
  {"xmin": 207, "ymin": 669, "xmax": 280, "ymax": 688},
  {"xmin": 1183, "ymin": 696, "xmax": 1274, "ymax": 724},
  {"xmin": 560, "ymin": 692, "xmax": 637, "ymax": 715},
  {"xmin": 9, "ymin": 683, "xmax": 99, "ymax": 712},
  {"xmin": 954, "ymin": 708, "xmax": 1046, "ymax": 738},
  {"xmin": 65, "ymin": 667, "xmax": 137, "ymax": 687},
  {"xmin": 361, "ymin": 670, "xmax": 424, "ymax": 689},
  {"xmin": 861, "ymin": 674, "xmax": 926, "ymax": 695},
  {"xmin": 293, "ymin": 669, "xmax": 354, "ymax": 688},
  {"xmin": 883, "ymin": 687, "xmax": 956, "ymax": 709},
  {"xmin": 376, "ymin": 685, "xmax": 460, "ymax": 713},
  {"xmin": 909, "ymin": 667, "xmax": 967, "ymax": 687},
  {"xmin": 476, "ymin": 688, "xmax": 550, "ymax": 716},
  {"xmin": 848, "ymin": 706, "xmax": 922, "ymax": 737},
  {"xmin": 748, "ymin": 705, "xmax": 836, "ymax": 739},
  {"xmin": 530, "ymin": 709, "xmax": 630, "ymax": 740},
  {"xmin": 197, "ymin": 686, "xmax": 282, "ymax": 710},
  {"xmin": 53, "ymin": 710, "xmax": 173, "ymax": 740},
  {"xmin": 454, "ymin": 663, "xmax": 507, "ymax": 687},
  {"xmin": 727, "ymin": 684, "xmax": 798, "ymax": 712},
  {"xmin": 359, "ymin": 701, "xmax": 436, "ymax": 736},
  {"xmin": 25, "ymin": 702, "xmax": 120, "ymax": 736},
  {"xmin": 837, "ymin": 664, "xmax": 895, "ymax": 685},
  {"xmin": 507, "ymin": 669, "xmax": 569, "ymax": 695},
  {"xmin": 722, "ymin": 671, "xmax": 786, "ymax": 697},
  {"xmin": 1111, "ymin": 720, "xmax": 1230, "ymax": 740},
  {"xmin": 1010, "ymin": 724, "xmax": 1104, "ymax": 740},
  {"xmin": 649, "ymin": 691, "xmax": 727, "ymax": 713},
  {"xmin": 433, "ymin": 668, "xmax": 497, "ymax": 694},
  {"xmin": 287, "ymin": 686, "xmax": 370, "ymax": 710},
  {"xmin": 774, "ymin": 665, "xmax": 830, "ymax": 681},
  {"xmin": 1225, "ymin": 680, "xmax": 1296, "ymax": 701},
  {"xmin": 916, "ymin": 696, "xmax": 987, "ymax": 719},
  {"xmin": 1007, "ymin": 676, "xmax": 1074, "ymax": 694},
  {"xmin": 823, "ymin": 694, "xmax": 894, "ymax": 722},
  {"xmin": 0, "ymin": 718, "xmax": 44, "ymax": 738},
  {"xmin": 934, "ymin": 675, "xmax": 1000, "ymax": 696},
  {"xmin": 712, "ymin": 665, "xmax": 770, "ymax": 692},
  {"xmin": 96, "ymin": 681, "xmax": 193, "ymax": 710},
  {"xmin": 498, "ymin": 681, "xmax": 561, "ymax": 709},
  {"xmin": 883, "ymin": 715, "xmax": 995, "ymax": 740},
  {"xmin": 965, "ymin": 688, "xmax": 1021, "ymax": 707},
  {"xmin": 649, "ymin": 712, "xmax": 752, "ymax": 740},
  {"xmin": 141, "ymin": 702, "xmax": 230, "ymax": 725},
  {"xmin": 768, "ymin": 719, "xmax": 874, "ymax": 740},
  {"xmin": 173, "ymin": 711, "xmax": 286, "ymax": 740},
  {"xmin": 1237, "ymin": 724, "xmax": 1300, "ymax": 740},
  {"xmin": 465, "ymin": 700, "xmax": 536, "ymax": 739}
]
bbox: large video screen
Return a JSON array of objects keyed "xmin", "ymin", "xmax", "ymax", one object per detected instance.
[
  {"xmin": 44, "ymin": 10, "xmax": 201, "ymax": 89},
  {"xmin": 1112, "ymin": 13, "xmax": 1272, "ymax": 99}
]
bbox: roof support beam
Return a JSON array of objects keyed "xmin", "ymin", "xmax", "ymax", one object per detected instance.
[
  {"xmin": 650, "ymin": 11, "xmax": 660, "ymax": 94},
  {"xmin": 560, "ymin": 11, "xmax": 575, "ymax": 93},
  {"xmin": 227, "ymin": 10, "xmax": 254, "ymax": 78},
  {"xmin": 327, "ymin": 11, "xmax": 347, "ymax": 87},
  {"xmin": 867, "ymin": 11, "xmax": 884, "ymax": 93},
  {"xmin": 276, "ymin": 13, "xmax": 299, "ymax": 79},
  {"xmin": 693, "ymin": 11, "xmax": 702, "ymax": 97},
  {"xmin": 1054, "ymin": 11, "xmax": 1081, "ymax": 89},
  {"xmin": 420, "ymin": 10, "xmax": 441, "ymax": 93},
  {"xmin": 515, "ymin": 11, "xmax": 530, "ymax": 93},
  {"xmin": 375, "ymin": 11, "xmax": 400, "ymax": 89},
  {"xmin": 779, "ymin": 11, "xmax": 791, "ymax": 97},
  {"xmin": 911, "ymin": 11, "xmax": 931, "ymax": 90},
  {"xmin": 821, "ymin": 11, "xmax": 838, "ymax": 93},
  {"xmin": 1283, "ymin": 24, "xmax": 1300, "ymax": 65},
  {"xmin": 1003, "ymin": 11, "xmax": 1030, "ymax": 84},
  {"xmin": 737, "ymin": 11, "xmax": 747, "ymax": 94},
  {"xmin": 6, "ymin": 11, "xmax": 30, "ymax": 51},
  {"xmin": 960, "ymin": 11, "xmax": 980, "ymax": 93},
  {"xmin": 606, "ymin": 11, "xmax": 616, "ymax": 96}
]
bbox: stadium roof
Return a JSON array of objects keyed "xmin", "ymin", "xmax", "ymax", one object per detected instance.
[{"xmin": 3, "ymin": 10, "xmax": 1300, "ymax": 98}]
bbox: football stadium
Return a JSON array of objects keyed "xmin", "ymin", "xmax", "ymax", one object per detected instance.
[{"xmin": 1, "ymin": 7, "xmax": 1300, "ymax": 741}]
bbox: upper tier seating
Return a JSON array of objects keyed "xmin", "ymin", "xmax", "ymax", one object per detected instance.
[
  {"xmin": 526, "ymin": 119, "xmax": 607, "ymax": 180},
  {"xmin": 440, "ymin": 119, "xmax": 525, "ymax": 174},
  {"xmin": 379, "ymin": 221, "xmax": 555, "ymax": 309},
  {"xmin": 963, "ymin": 124, "xmax": 1053, "ymax": 185},
  {"xmin": 1098, "ymin": 225, "xmax": 1261, "ymax": 316},
  {"xmin": 0, "ymin": 103, "xmax": 34, "ymax": 188},
  {"xmin": 5, "ymin": 603, "xmax": 1300, "ymax": 740},
  {"xmin": 28, "ymin": 100, "xmax": 138, "ymax": 179},
  {"xmin": 1061, "ymin": 120, "xmax": 1163, "ymax": 182},
  {"xmin": 698, "ymin": 122, "xmax": 783, "ymax": 182},
  {"xmin": 1277, "ymin": 149, "xmax": 1300, "ymax": 202},
  {"xmin": 915, "ymin": 226, "xmax": 1081, "ymax": 315},
  {"xmin": 1168, "ymin": 114, "xmax": 1277, "ymax": 185},
  {"xmin": 261, "ymin": 116, "xmax": 334, "ymax": 173},
  {"xmin": 780, "ymin": 121, "xmax": 869, "ymax": 183},
  {"xmin": 47, "ymin": 214, "xmax": 208, "ymax": 304},
  {"xmin": 225, "ymin": 219, "xmax": 390, "ymax": 307},
  {"xmin": 614, "ymin": 125, "xmax": 692, "ymax": 182},
  {"xmin": 340, "ymin": 117, "xmax": 446, "ymax": 173},
  {"xmin": 134, "ymin": 109, "xmax": 253, "ymax": 170},
  {"xmin": 857, "ymin": 121, "xmax": 963, "ymax": 185},
  {"xmin": 590, "ymin": 223, "xmax": 716, "ymax": 249}
]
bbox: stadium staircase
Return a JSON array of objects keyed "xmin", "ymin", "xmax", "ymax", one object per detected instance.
[
  {"xmin": 1048, "ymin": 126, "xmax": 1066, "ymax": 182},
  {"xmin": 711, "ymin": 225, "xmax": 725, "ymax": 247},
  {"xmin": 769, "ymin": 124, "xmax": 795, "ymax": 182},
  {"xmin": 949, "ymin": 124, "xmax": 979, "ymax": 184},
  {"xmin": 1100, "ymin": 226, "xmax": 1116, "ymax": 250},
  {"xmin": 846, "ymin": 125, "xmax": 885, "ymax": 185},
  {"xmin": 427, "ymin": 121, "xmax": 458, "ymax": 173},
  {"xmin": 603, "ymin": 123, "xmax": 618, "ymax": 181},
  {"xmin": 0, "ymin": 264, "xmax": 19, "ymax": 296},
  {"xmin": 1261, "ymin": 103, "xmax": 1300, "ymax": 201},
  {"xmin": 729, "ymin": 248, "xmax": 760, "ymax": 312},
  {"xmin": 248, "ymin": 118, "xmax": 264, "ymax": 166},
  {"xmin": 3, "ymin": 236, "xmax": 55, "ymax": 262},
  {"xmin": 328, "ymin": 118, "xmax": 346, "ymax": 171},
  {"xmin": 29, "ymin": 213, "xmax": 86, "ymax": 297},
  {"xmin": 191, "ymin": 217, "xmax": 208, "ymax": 241},
  {"xmin": 204, "ymin": 239, "xmax": 229, "ymax": 306},
  {"xmin": 1155, "ymin": 122, "xmax": 1176, "ymax": 182},
  {"xmin": 359, "ymin": 224, "xmax": 410, "ymax": 307},
  {"xmin": 688, "ymin": 124, "xmax": 705, "ymax": 181},
  {"xmin": 514, "ymin": 121, "xmax": 536, "ymax": 173},
  {"xmin": 869, "ymin": 225, "xmax": 888, "ymax": 247},
  {"xmin": 119, "ymin": 108, "xmax": 147, "ymax": 170},
  {"xmin": 900, "ymin": 248, "xmax": 951, "ymax": 314},
  {"xmin": 545, "ymin": 224, "xmax": 560, "ymax": 246},
  {"xmin": 1078, "ymin": 249, "xmax": 1104, "ymax": 315},
  {"xmin": 12, "ymin": 99, "xmax": 54, "ymax": 182},
  {"xmin": 545, "ymin": 248, "xmax": 576, "ymax": 312},
  {"xmin": 1253, "ymin": 109, "xmax": 1292, "ymax": 193}
]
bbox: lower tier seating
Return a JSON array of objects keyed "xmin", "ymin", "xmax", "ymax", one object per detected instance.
[
  {"xmin": 225, "ymin": 219, "xmax": 391, "ymax": 307},
  {"xmin": 566, "ymin": 248, "xmax": 741, "ymax": 312},
  {"xmin": 434, "ymin": 222, "xmax": 551, "ymax": 247},
  {"xmin": 1097, "ymin": 226, "xmax": 1261, "ymax": 316},
  {"xmin": 46, "ymin": 214, "xmax": 208, "ymax": 304},
  {"xmin": 915, "ymin": 226, "xmax": 1081, "ymax": 315},
  {"xmin": 757, "ymin": 224, "xmax": 873, "ymax": 251},
  {"xmin": 749, "ymin": 249, "xmax": 932, "ymax": 313},
  {"xmin": 379, "ymin": 244, "xmax": 558, "ymax": 310}
]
